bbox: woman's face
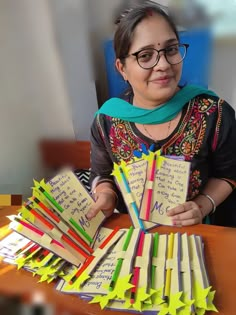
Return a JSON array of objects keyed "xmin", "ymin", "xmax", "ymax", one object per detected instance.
[{"xmin": 116, "ymin": 14, "xmax": 183, "ymax": 108}]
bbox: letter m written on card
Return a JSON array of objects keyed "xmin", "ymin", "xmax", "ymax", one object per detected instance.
[{"xmin": 140, "ymin": 155, "xmax": 190, "ymax": 225}]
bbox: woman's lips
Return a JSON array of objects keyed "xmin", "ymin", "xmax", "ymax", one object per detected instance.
[{"xmin": 150, "ymin": 76, "xmax": 172, "ymax": 85}]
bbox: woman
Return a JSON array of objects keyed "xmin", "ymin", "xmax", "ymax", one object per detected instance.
[{"xmin": 87, "ymin": 3, "xmax": 236, "ymax": 227}]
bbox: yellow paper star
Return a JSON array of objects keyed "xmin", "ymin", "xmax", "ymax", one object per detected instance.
[
  {"xmin": 112, "ymin": 274, "xmax": 134, "ymax": 300},
  {"xmin": 64, "ymin": 272, "xmax": 90, "ymax": 292},
  {"xmin": 96, "ymin": 275, "xmax": 134, "ymax": 310},
  {"xmin": 33, "ymin": 179, "xmax": 40, "ymax": 188},
  {"xmin": 61, "ymin": 267, "xmax": 78, "ymax": 282},
  {"xmin": 38, "ymin": 273, "xmax": 51, "ymax": 283},
  {"xmin": 176, "ymin": 292, "xmax": 195, "ymax": 315},
  {"xmin": 89, "ymin": 295, "xmax": 104, "ymax": 304},
  {"xmin": 124, "ymin": 298, "xmax": 132, "ymax": 310},
  {"xmin": 193, "ymin": 282, "xmax": 211, "ymax": 309},
  {"xmin": 159, "ymin": 292, "xmax": 185, "ymax": 315},
  {"xmin": 99, "ymin": 291, "xmax": 117, "ymax": 310},
  {"xmin": 89, "ymin": 293, "xmax": 116, "ymax": 310},
  {"xmin": 39, "ymin": 179, "xmax": 51, "ymax": 192},
  {"xmin": 195, "ymin": 308, "xmax": 206, "ymax": 315},
  {"xmin": 206, "ymin": 290, "xmax": 218, "ymax": 312},
  {"xmin": 151, "ymin": 286, "xmax": 165, "ymax": 306},
  {"xmin": 16, "ymin": 257, "xmax": 27, "ymax": 269},
  {"xmin": 18, "ymin": 206, "xmax": 35, "ymax": 222},
  {"xmin": 131, "ymin": 287, "xmax": 151, "ymax": 312},
  {"xmin": 47, "ymin": 276, "xmax": 55, "ymax": 284},
  {"xmin": 168, "ymin": 292, "xmax": 186, "ymax": 315},
  {"xmin": 112, "ymin": 160, "xmax": 128, "ymax": 182}
]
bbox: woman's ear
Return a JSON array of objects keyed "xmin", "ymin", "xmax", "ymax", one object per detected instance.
[{"xmin": 115, "ymin": 59, "xmax": 127, "ymax": 81}]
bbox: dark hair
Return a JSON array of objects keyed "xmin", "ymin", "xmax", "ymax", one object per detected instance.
[{"xmin": 114, "ymin": 2, "xmax": 179, "ymax": 63}]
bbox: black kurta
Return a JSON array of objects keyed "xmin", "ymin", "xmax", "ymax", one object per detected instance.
[{"xmin": 90, "ymin": 94, "xmax": 236, "ymax": 226}]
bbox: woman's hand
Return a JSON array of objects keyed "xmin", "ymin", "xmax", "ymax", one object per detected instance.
[
  {"xmin": 86, "ymin": 190, "xmax": 117, "ymax": 220},
  {"xmin": 167, "ymin": 201, "xmax": 203, "ymax": 226}
]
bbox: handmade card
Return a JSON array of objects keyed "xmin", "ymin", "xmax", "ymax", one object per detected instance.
[
  {"xmin": 129, "ymin": 232, "xmax": 153, "ymax": 308},
  {"xmin": 0, "ymin": 231, "xmax": 30, "ymax": 262},
  {"xmin": 189, "ymin": 235, "xmax": 213, "ymax": 313},
  {"xmin": 19, "ymin": 203, "xmax": 93, "ymax": 258},
  {"xmin": 32, "ymin": 169, "xmax": 105, "ymax": 245},
  {"xmin": 113, "ymin": 159, "xmax": 156, "ymax": 231},
  {"xmin": 168, "ymin": 233, "xmax": 181, "ymax": 297},
  {"xmin": 64, "ymin": 227, "xmax": 125, "ymax": 290},
  {"xmin": 58, "ymin": 229, "xmax": 126, "ymax": 296},
  {"xmin": 180, "ymin": 233, "xmax": 194, "ymax": 314},
  {"xmin": 140, "ymin": 153, "xmax": 190, "ymax": 226},
  {"xmin": 9, "ymin": 217, "xmax": 82, "ymax": 266},
  {"xmin": 24, "ymin": 199, "xmax": 92, "ymax": 254}
]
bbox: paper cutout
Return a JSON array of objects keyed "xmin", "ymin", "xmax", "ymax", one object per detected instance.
[
  {"xmin": 35, "ymin": 170, "xmax": 105, "ymax": 244},
  {"xmin": 140, "ymin": 154, "xmax": 190, "ymax": 225},
  {"xmin": 193, "ymin": 282, "xmax": 211, "ymax": 310},
  {"xmin": 9, "ymin": 219, "xmax": 82, "ymax": 266},
  {"xmin": 159, "ymin": 292, "xmax": 185, "ymax": 315},
  {"xmin": 176, "ymin": 293, "xmax": 195, "ymax": 315},
  {"xmin": 113, "ymin": 159, "xmax": 156, "ymax": 230}
]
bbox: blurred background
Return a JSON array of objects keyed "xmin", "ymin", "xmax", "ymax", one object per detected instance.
[{"xmin": 0, "ymin": 0, "xmax": 236, "ymax": 196}]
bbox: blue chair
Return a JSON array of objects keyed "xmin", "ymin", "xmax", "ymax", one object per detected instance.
[{"xmin": 104, "ymin": 28, "xmax": 212, "ymax": 98}]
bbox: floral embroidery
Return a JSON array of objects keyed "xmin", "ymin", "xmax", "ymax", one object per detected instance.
[
  {"xmin": 109, "ymin": 118, "xmax": 143, "ymax": 162},
  {"xmin": 188, "ymin": 170, "xmax": 202, "ymax": 199},
  {"xmin": 164, "ymin": 96, "xmax": 217, "ymax": 160}
]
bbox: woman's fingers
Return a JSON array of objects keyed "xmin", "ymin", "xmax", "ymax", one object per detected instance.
[
  {"xmin": 86, "ymin": 192, "xmax": 115, "ymax": 220},
  {"xmin": 167, "ymin": 201, "xmax": 203, "ymax": 226}
]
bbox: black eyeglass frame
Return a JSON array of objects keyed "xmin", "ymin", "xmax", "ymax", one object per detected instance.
[{"xmin": 123, "ymin": 43, "xmax": 189, "ymax": 69}]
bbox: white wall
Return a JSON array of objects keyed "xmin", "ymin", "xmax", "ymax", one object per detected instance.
[
  {"xmin": 88, "ymin": 0, "xmax": 124, "ymax": 105},
  {"xmin": 0, "ymin": 0, "xmax": 97, "ymax": 196},
  {"xmin": 48, "ymin": 0, "xmax": 98, "ymax": 138}
]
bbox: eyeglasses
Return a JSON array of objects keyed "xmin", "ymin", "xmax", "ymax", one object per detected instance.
[{"xmin": 126, "ymin": 43, "xmax": 189, "ymax": 69}]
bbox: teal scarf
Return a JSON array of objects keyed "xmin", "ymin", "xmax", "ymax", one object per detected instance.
[{"xmin": 96, "ymin": 85, "xmax": 217, "ymax": 124}]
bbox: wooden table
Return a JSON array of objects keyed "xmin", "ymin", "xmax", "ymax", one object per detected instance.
[{"xmin": 0, "ymin": 206, "xmax": 235, "ymax": 315}]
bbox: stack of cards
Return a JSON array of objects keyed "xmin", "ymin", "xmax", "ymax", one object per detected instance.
[
  {"xmin": 56, "ymin": 228, "xmax": 217, "ymax": 315},
  {"xmin": 1, "ymin": 169, "xmax": 108, "ymax": 281}
]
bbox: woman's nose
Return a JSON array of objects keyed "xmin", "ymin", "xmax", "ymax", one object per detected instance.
[{"xmin": 152, "ymin": 53, "xmax": 170, "ymax": 71}]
